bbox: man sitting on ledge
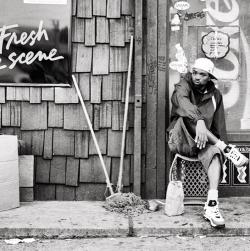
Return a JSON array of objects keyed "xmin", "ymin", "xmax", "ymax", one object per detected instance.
[{"xmin": 167, "ymin": 57, "xmax": 249, "ymax": 228}]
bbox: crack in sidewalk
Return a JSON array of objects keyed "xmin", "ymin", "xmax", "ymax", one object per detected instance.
[{"xmin": 128, "ymin": 216, "xmax": 133, "ymax": 237}]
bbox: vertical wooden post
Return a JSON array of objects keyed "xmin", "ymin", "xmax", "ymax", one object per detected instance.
[
  {"xmin": 146, "ymin": 0, "xmax": 158, "ymax": 198},
  {"xmin": 133, "ymin": 0, "xmax": 143, "ymax": 196},
  {"xmin": 165, "ymin": 0, "xmax": 171, "ymax": 189},
  {"xmin": 157, "ymin": 0, "xmax": 168, "ymax": 198}
]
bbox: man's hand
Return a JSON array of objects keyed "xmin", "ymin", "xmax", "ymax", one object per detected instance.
[{"xmin": 195, "ymin": 120, "xmax": 208, "ymax": 149}]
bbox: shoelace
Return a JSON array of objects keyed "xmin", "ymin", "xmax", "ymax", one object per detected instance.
[{"xmin": 209, "ymin": 206, "xmax": 222, "ymax": 218}]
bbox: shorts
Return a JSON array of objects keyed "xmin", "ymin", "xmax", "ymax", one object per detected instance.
[{"xmin": 168, "ymin": 117, "xmax": 224, "ymax": 175}]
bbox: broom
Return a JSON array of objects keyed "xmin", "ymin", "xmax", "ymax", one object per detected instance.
[
  {"xmin": 72, "ymin": 37, "xmax": 149, "ymax": 215},
  {"xmin": 116, "ymin": 36, "xmax": 134, "ymax": 193},
  {"xmin": 72, "ymin": 75, "xmax": 115, "ymax": 198}
]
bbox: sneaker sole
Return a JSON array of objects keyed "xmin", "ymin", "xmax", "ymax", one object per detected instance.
[{"xmin": 204, "ymin": 216, "xmax": 225, "ymax": 229}]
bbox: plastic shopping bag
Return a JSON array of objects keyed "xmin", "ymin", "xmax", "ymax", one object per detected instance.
[{"xmin": 165, "ymin": 181, "xmax": 184, "ymax": 216}]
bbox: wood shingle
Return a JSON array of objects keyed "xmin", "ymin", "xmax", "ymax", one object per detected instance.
[
  {"xmin": 66, "ymin": 157, "xmax": 79, "ymax": 186},
  {"xmin": 64, "ymin": 102, "xmax": 93, "ymax": 130},
  {"xmin": 100, "ymin": 102, "xmax": 112, "ymax": 128},
  {"xmin": 30, "ymin": 87, "xmax": 42, "ymax": 104},
  {"xmin": 72, "ymin": 17, "xmax": 85, "ymax": 43},
  {"xmin": 89, "ymin": 129, "xmax": 108, "ymax": 155},
  {"xmin": 10, "ymin": 101, "xmax": 21, "ymax": 127},
  {"xmin": 6, "ymin": 87, "xmax": 29, "ymax": 101},
  {"xmin": 75, "ymin": 131, "xmax": 89, "ymax": 158},
  {"xmin": 93, "ymin": 0, "xmax": 107, "ymax": 16},
  {"xmin": 107, "ymin": 0, "xmax": 121, "ymax": 18},
  {"xmin": 0, "ymin": 87, "xmax": 5, "ymax": 103},
  {"xmin": 110, "ymin": 46, "xmax": 128, "ymax": 72},
  {"xmin": 93, "ymin": 44, "xmax": 109, "ymax": 75},
  {"xmin": 91, "ymin": 75, "xmax": 102, "ymax": 103},
  {"xmin": 75, "ymin": 44, "xmax": 92, "ymax": 72},
  {"xmin": 110, "ymin": 17, "xmax": 125, "ymax": 47},
  {"xmin": 96, "ymin": 17, "xmax": 109, "ymax": 43},
  {"xmin": 50, "ymin": 156, "xmax": 66, "ymax": 184},
  {"xmin": 79, "ymin": 156, "xmax": 111, "ymax": 183},
  {"xmin": 36, "ymin": 157, "xmax": 51, "ymax": 183},
  {"xmin": 85, "ymin": 17, "xmax": 96, "ymax": 46},
  {"xmin": 53, "ymin": 129, "xmax": 75, "ymax": 156},
  {"xmin": 77, "ymin": 0, "xmax": 92, "ymax": 18},
  {"xmin": 48, "ymin": 102, "xmax": 63, "ymax": 128},
  {"xmin": 21, "ymin": 102, "xmax": 47, "ymax": 130},
  {"xmin": 44, "ymin": 128, "xmax": 53, "ymax": 159}
]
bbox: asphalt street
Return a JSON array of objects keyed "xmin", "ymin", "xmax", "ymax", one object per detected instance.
[{"xmin": 1, "ymin": 236, "xmax": 250, "ymax": 251}]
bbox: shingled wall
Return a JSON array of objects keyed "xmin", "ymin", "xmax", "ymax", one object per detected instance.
[{"xmin": 0, "ymin": 0, "xmax": 148, "ymax": 200}]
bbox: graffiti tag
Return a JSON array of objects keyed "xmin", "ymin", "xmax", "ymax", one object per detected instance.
[
  {"xmin": 184, "ymin": 11, "xmax": 205, "ymax": 21},
  {"xmin": 147, "ymin": 60, "xmax": 157, "ymax": 95}
]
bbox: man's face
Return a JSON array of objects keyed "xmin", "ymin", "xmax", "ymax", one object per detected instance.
[{"xmin": 191, "ymin": 68, "xmax": 210, "ymax": 91}]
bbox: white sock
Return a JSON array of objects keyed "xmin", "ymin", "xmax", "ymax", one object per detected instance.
[
  {"xmin": 215, "ymin": 140, "xmax": 227, "ymax": 152},
  {"xmin": 207, "ymin": 189, "xmax": 218, "ymax": 202}
]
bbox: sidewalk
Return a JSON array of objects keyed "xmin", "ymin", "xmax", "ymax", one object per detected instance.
[{"xmin": 0, "ymin": 197, "xmax": 250, "ymax": 239}]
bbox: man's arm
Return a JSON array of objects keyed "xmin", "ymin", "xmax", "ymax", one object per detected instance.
[
  {"xmin": 172, "ymin": 81, "xmax": 205, "ymax": 122},
  {"xmin": 172, "ymin": 81, "xmax": 208, "ymax": 149}
]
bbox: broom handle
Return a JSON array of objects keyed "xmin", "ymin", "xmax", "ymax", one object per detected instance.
[
  {"xmin": 117, "ymin": 36, "xmax": 134, "ymax": 193},
  {"xmin": 72, "ymin": 75, "xmax": 114, "ymax": 196}
]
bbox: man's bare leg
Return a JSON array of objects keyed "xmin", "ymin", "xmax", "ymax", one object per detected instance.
[
  {"xmin": 208, "ymin": 154, "xmax": 221, "ymax": 190},
  {"xmin": 183, "ymin": 118, "xmax": 225, "ymax": 228}
]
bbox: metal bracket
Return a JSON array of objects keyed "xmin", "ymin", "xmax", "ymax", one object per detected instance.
[{"xmin": 135, "ymin": 94, "xmax": 142, "ymax": 108}]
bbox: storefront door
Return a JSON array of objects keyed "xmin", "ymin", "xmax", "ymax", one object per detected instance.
[{"xmin": 168, "ymin": 0, "xmax": 250, "ymax": 196}]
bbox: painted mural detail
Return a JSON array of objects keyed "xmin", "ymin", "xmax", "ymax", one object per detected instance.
[
  {"xmin": 205, "ymin": 0, "xmax": 250, "ymax": 185},
  {"xmin": 205, "ymin": 0, "xmax": 239, "ymax": 81},
  {"xmin": 201, "ymin": 31, "xmax": 230, "ymax": 59},
  {"xmin": 232, "ymin": 149, "xmax": 249, "ymax": 185},
  {"xmin": 221, "ymin": 162, "xmax": 228, "ymax": 184},
  {"xmin": 205, "ymin": 0, "xmax": 250, "ymax": 130},
  {"xmin": 236, "ymin": 166, "xmax": 247, "ymax": 183}
]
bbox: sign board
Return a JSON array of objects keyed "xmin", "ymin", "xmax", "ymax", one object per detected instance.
[
  {"xmin": 201, "ymin": 31, "xmax": 230, "ymax": 59},
  {"xmin": 0, "ymin": 0, "xmax": 71, "ymax": 86}
]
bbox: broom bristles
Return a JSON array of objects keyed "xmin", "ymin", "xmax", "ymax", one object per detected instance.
[{"xmin": 103, "ymin": 192, "xmax": 149, "ymax": 216}]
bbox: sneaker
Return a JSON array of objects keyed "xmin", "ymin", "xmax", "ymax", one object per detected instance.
[
  {"xmin": 224, "ymin": 145, "xmax": 249, "ymax": 167},
  {"xmin": 204, "ymin": 200, "xmax": 225, "ymax": 228}
]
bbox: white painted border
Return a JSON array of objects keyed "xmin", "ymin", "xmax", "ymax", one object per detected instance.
[{"xmin": 24, "ymin": 0, "xmax": 67, "ymax": 4}]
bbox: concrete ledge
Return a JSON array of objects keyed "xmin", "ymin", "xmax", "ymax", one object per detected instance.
[
  {"xmin": 0, "ymin": 198, "xmax": 250, "ymax": 239},
  {"xmin": 0, "ymin": 201, "xmax": 129, "ymax": 239},
  {"xmin": 132, "ymin": 197, "xmax": 250, "ymax": 237}
]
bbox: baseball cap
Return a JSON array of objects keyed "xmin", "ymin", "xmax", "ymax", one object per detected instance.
[{"xmin": 192, "ymin": 58, "xmax": 217, "ymax": 80}]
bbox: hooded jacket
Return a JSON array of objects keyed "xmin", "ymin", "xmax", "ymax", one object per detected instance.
[{"xmin": 167, "ymin": 72, "xmax": 228, "ymax": 143}]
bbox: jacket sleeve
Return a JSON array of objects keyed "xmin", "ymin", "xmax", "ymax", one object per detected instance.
[
  {"xmin": 171, "ymin": 81, "xmax": 205, "ymax": 122},
  {"xmin": 210, "ymin": 92, "xmax": 228, "ymax": 143}
]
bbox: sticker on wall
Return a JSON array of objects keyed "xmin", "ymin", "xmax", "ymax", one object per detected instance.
[
  {"xmin": 171, "ymin": 26, "xmax": 180, "ymax": 31},
  {"xmin": 174, "ymin": 1, "xmax": 190, "ymax": 10},
  {"xmin": 201, "ymin": 31, "xmax": 230, "ymax": 59},
  {"xmin": 169, "ymin": 43, "xmax": 187, "ymax": 74},
  {"xmin": 171, "ymin": 13, "xmax": 181, "ymax": 25}
]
